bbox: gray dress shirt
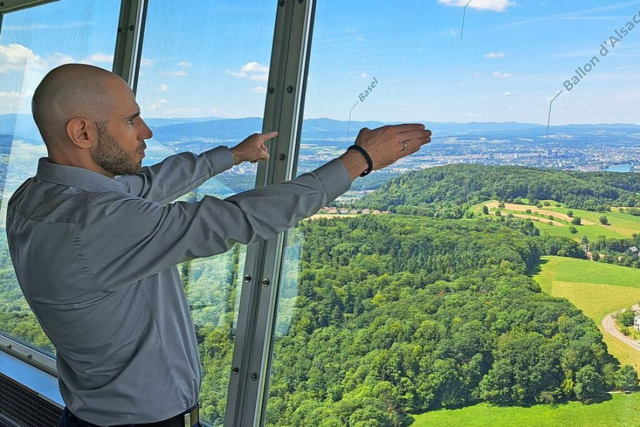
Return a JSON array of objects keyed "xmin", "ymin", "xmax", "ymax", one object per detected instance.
[{"xmin": 6, "ymin": 146, "xmax": 351, "ymax": 425}]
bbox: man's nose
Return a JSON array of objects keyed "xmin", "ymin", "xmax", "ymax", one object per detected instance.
[{"xmin": 140, "ymin": 119, "xmax": 153, "ymax": 139}]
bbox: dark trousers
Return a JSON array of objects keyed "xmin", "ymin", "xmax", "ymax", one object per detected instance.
[{"xmin": 58, "ymin": 407, "xmax": 202, "ymax": 427}]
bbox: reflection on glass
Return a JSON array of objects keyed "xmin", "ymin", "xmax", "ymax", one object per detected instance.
[
  {"xmin": 267, "ymin": 1, "xmax": 640, "ymax": 426},
  {"xmin": 0, "ymin": 0, "xmax": 120, "ymax": 356},
  {"xmin": 136, "ymin": 1, "xmax": 276, "ymax": 424}
]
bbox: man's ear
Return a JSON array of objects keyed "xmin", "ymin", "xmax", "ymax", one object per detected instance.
[{"xmin": 66, "ymin": 118, "xmax": 94, "ymax": 149}]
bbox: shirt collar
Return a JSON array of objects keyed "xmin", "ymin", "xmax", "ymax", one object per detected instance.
[{"xmin": 35, "ymin": 158, "xmax": 126, "ymax": 193}]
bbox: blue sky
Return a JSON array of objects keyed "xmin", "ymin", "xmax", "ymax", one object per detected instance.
[{"xmin": 0, "ymin": 0, "xmax": 639, "ymax": 125}]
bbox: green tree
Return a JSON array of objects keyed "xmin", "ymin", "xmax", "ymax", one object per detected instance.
[
  {"xmin": 581, "ymin": 235, "xmax": 589, "ymax": 248},
  {"xmin": 572, "ymin": 217, "xmax": 582, "ymax": 225},
  {"xmin": 616, "ymin": 310, "xmax": 635, "ymax": 328},
  {"xmin": 482, "ymin": 206, "xmax": 489, "ymax": 215},
  {"xmin": 567, "ymin": 210, "xmax": 574, "ymax": 218},
  {"xmin": 616, "ymin": 365, "xmax": 639, "ymax": 392},
  {"xmin": 569, "ymin": 226, "xmax": 578, "ymax": 235},
  {"xmin": 574, "ymin": 365, "xmax": 604, "ymax": 399},
  {"xmin": 599, "ymin": 216, "xmax": 609, "ymax": 225}
]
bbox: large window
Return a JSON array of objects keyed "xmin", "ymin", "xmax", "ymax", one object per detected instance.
[
  {"xmin": 266, "ymin": 1, "xmax": 640, "ymax": 426},
  {"xmin": 0, "ymin": 0, "xmax": 120, "ymax": 356},
  {"xmin": 135, "ymin": 1, "xmax": 276, "ymax": 424}
]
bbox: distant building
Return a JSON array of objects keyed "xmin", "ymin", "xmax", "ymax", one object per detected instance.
[
  {"xmin": 339, "ymin": 208, "xmax": 349, "ymax": 214},
  {"xmin": 628, "ymin": 247, "xmax": 639, "ymax": 258},
  {"xmin": 373, "ymin": 210, "xmax": 381, "ymax": 215},
  {"xmin": 349, "ymin": 209, "xmax": 359, "ymax": 215},
  {"xmin": 634, "ymin": 315, "xmax": 640, "ymax": 331},
  {"xmin": 328, "ymin": 208, "xmax": 338, "ymax": 214},
  {"xmin": 362, "ymin": 209, "xmax": 371, "ymax": 215}
]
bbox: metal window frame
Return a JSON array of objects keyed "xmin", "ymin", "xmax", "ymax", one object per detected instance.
[
  {"xmin": 112, "ymin": 0, "xmax": 147, "ymax": 91},
  {"xmin": 0, "ymin": 334, "xmax": 56, "ymax": 376},
  {"xmin": 224, "ymin": 0, "xmax": 316, "ymax": 426},
  {"xmin": 0, "ymin": 0, "xmax": 58, "ymax": 14}
]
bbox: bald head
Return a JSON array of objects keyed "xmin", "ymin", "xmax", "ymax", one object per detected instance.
[
  {"xmin": 32, "ymin": 64, "xmax": 129, "ymax": 149},
  {"xmin": 30, "ymin": 64, "xmax": 151, "ymax": 177}
]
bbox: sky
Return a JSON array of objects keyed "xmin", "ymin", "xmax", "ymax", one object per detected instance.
[{"xmin": 0, "ymin": 0, "xmax": 639, "ymax": 125}]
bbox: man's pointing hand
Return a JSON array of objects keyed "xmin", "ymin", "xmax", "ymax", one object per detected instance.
[{"xmin": 230, "ymin": 131, "xmax": 278, "ymax": 165}]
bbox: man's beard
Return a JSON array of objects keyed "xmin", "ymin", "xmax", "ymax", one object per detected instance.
[{"xmin": 92, "ymin": 121, "xmax": 143, "ymax": 176}]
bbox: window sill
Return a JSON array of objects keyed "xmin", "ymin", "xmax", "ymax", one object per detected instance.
[{"xmin": 0, "ymin": 348, "xmax": 63, "ymax": 408}]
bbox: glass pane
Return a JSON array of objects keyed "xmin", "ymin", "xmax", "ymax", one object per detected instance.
[
  {"xmin": 0, "ymin": 0, "xmax": 120, "ymax": 355},
  {"xmin": 267, "ymin": 1, "xmax": 640, "ymax": 426},
  {"xmin": 136, "ymin": 1, "xmax": 276, "ymax": 424}
]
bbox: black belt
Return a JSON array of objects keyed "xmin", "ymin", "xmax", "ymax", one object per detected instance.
[{"xmin": 67, "ymin": 404, "xmax": 199, "ymax": 427}]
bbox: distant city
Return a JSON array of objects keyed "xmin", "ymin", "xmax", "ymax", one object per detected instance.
[{"xmin": 1, "ymin": 114, "xmax": 639, "ymax": 203}]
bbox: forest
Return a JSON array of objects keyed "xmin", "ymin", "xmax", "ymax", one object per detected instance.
[
  {"xmin": 359, "ymin": 164, "xmax": 640, "ymax": 216},
  {"xmin": 261, "ymin": 216, "xmax": 627, "ymax": 426}
]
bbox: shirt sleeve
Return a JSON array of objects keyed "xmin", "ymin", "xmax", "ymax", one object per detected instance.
[
  {"xmin": 80, "ymin": 158, "xmax": 351, "ymax": 291},
  {"xmin": 115, "ymin": 146, "xmax": 234, "ymax": 204}
]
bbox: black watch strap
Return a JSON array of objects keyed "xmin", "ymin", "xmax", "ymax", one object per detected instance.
[{"xmin": 346, "ymin": 145, "xmax": 373, "ymax": 177}]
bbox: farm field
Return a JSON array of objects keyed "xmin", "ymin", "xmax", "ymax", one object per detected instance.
[
  {"xmin": 533, "ymin": 256, "xmax": 640, "ymax": 369},
  {"xmin": 473, "ymin": 200, "xmax": 640, "ymax": 242}
]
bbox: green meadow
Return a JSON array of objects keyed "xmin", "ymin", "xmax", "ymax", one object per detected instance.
[{"xmin": 412, "ymin": 393, "xmax": 640, "ymax": 427}]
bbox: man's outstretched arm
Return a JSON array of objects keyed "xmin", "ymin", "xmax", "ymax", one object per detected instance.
[
  {"xmin": 116, "ymin": 132, "xmax": 276, "ymax": 204},
  {"xmin": 81, "ymin": 124, "xmax": 431, "ymax": 291}
]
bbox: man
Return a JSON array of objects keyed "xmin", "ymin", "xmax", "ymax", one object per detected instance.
[{"xmin": 6, "ymin": 64, "xmax": 431, "ymax": 426}]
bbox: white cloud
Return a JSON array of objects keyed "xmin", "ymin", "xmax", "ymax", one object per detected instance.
[
  {"xmin": 3, "ymin": 22, "xmax": 91, "ymax": 31},
  {"xmin": 485, "ymin": 52, "xmax": 506, "ymax": 59},
  {"xmin": 141, "ymin": 58, "xmax": 153, "ymax": 67},
  {"xmin": 345, "ymin": 28, "xmax": 358, "ymax": 33},
  {"xmin": 157, "ymin": 84, "xmax": 170, "ymax": 92},
  {"xmin": 210, "ymin": 108, "xmax": 244, "ymax": 118},
  {"xmin": 178, "ymin": 61, "xmax": 192, "ymax": 68},
  {"xmin": 0, "ymin": 91, "xmax": 23, "ymax": 99},
  {"xmin": 251, "ymin": 87, "xmax": 267, "ymax": 93},
  {"xmin": 165, "ymin": 107, "xmax": 200, "ymax": 116},
  {"xmin": 492, "ymin": 71, "xmax": 512, "ymax": 78},
  {"xmin": 241, "ymin": 62, "xmax": 269, "ymax": 73},
  {"xmin": 357, "ymin": 73, "xmax": 368, "ymax": 79},
  {"xmin": 227, "ymin": 61, "xmax": 269, "ymax": 82},
  {"xmin": 0, "ymin": 44, "xmax": 75, "ymax": 73},
  {"xmin": 0, "ymin": 91, "xmax": 30, "ymax": 114},
  {"xmin": 356, "ymin": 36, "xmax": 365, "ymax": 42},
  {"xmin": 438, "ymin": 0, "xmax": 514, "ymax": 12},
  {"xmin": 164, "ymin": 70, "xmax": 189, "ymax": 77},
  {"xmin": 0, "ymin": 43, "xmax": 42, "ymax": 73},
  {"xmin": 148, "ymin": 99, "xmax": 169, "ymax": 110},
  {"xmin": 46, "ymin": 53, "xmax": 75, "ymax": 69},
  {"xmin": 504, "ymin": 91, "xmax": 512, "ymax": 96},
  {"xmin": 89, "ymin": 53, "xmax": 114, "ymax": 63}
]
